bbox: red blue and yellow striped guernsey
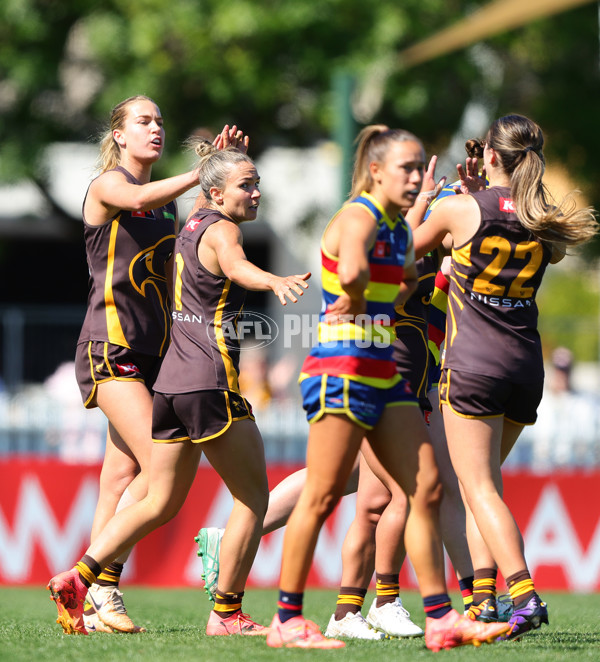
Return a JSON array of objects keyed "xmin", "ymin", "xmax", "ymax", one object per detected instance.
[{"xmin": 300, "ymin": 192, "xmax": 414, "ymax": 390}]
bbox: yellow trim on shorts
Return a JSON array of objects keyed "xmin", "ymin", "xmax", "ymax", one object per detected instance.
[
  {"xmin": 304, "ymin": 374, "xmax": 373, "ymax": 430},
  {"xmin": 440, "ymin": 398, "xmax": 491, "ymax": 420},
  {"xmin": 83, "ymin": 341, "xmax": 98, "ymax": 408},
  {"xmin": 103, "ymin": 342, "xmax": 116, "ymax": 378},
  {"xmin": 152, "ymin": 391, "xmax": 253, "ymax": 445},
  {"xmin": 300, "ymin": 371, "xmax": 402, "ymax": 390},
  {"xmin": 505, "ymin": 415, "xmax": 535, "ymax": 427},
  {"xmin": 342, "ymin": 375, "xmax": 371, "ymax": 429},
  {"xmin": 440, "ymin": 369, "xmax": 503, "ymax": 421},
  {"xmin": 101, "ymin": 342, "xmax": 145, "ymax": 383},
  {"xmin": 305, "ymin": 375, "xmax": 420, "ymax": 430},
  {"xmin": 153, "ymin": 434, "xmax": 190, "ymax": 444},
  {"xmin": 385, "ymin": 400, "xmax": 419, "ymax": 409},
  {"xmin": 82, "ymin": 341, "xmax": 146, "ymax": 409},
  {"xmin": 231, "ymin": 396, "xmax": 255, "ymax": 422}
]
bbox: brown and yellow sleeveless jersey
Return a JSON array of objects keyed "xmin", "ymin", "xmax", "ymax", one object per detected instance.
[
  {"xmin": 444, "ymin": 186, "xmax": 552, "ymax": 382},
  {"xmin": 393, "ymin": 252, "xmax": 440, "ymax": 399},
  {"xmin": 78, "ymin": 166, "xmax": 176, "ymax": 357},
  {"xmin": 153, "ymin": 208, "xmax": 246, "ymax": 395}
]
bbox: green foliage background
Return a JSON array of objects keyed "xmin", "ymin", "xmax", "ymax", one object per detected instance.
[
  {"xmin": 1, "ymin": 0, "xmax": 599, "ymax": 361},
  {"xmin": 1, "ymin": 1, "xmax": 599, "ymax": 204},
  {"xmin": 538, "ymin": 264, "xmax": 600, "ymax": 362}
]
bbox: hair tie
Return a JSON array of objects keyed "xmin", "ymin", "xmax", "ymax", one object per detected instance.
[{"xmin": 523, "ymin": 146, "xmax": 534, "ymax": 155}]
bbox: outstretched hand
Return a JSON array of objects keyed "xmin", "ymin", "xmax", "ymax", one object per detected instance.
[
  {"xmin": 213, "ymin": 124, "xmax": 250, "ymax": 153},
  {"xmin": 416, "ymin": 155, "xmax": 447, "ymax": 204},
  {"xmin": 273, "ymin": 272, "xmax": 311, "ymax": 306},
  {"xmin": 456, "ymin": 157, "xmax": 486, "ymax": 194}
]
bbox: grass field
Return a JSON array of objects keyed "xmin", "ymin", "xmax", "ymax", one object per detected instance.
[{"xmin": 2, "ymin": 587, "xmax": 599, "ymax": 661}]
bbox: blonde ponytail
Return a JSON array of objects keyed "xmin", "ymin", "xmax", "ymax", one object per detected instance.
[{"xmin": 486, "ymin": 115, "xmax": 598, "ymax": 246}]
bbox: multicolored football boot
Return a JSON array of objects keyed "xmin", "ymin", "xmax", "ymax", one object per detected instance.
[
  {"xmin": 466, "ymin": 597, "xmax": 498, "ymax": 622},
  {"xmin": 498, "ymin": 594, "xmax": 548, "ymax": 641},
  {"xmin": 195, "ymin": 527, "xmax": 223, "ymax": 601}
]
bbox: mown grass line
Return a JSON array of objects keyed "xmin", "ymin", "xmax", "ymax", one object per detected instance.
[{"xmin": 2, "ymin": 587, "xmax": 599, "ymax": 661}]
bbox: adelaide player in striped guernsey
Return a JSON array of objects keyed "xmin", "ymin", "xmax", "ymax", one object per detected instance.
[
  {"xmin": 266, "ymin": 125, "xmax": 509, "ymax": 651},
  {"xmin": 323, "ymin": 163, "xmax": 449, "ymax": 641}
]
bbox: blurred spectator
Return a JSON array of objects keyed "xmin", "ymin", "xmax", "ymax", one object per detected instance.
[
  {"xmin": 528, "ymin": 347, "xmax": 600, "ymax": 470},
  {"xmin": 43, "ymin": 361, "xmax": 106, "ymax": 462},
  {"xmin": 548, "ymin": 346, "xmax": 574, "ymax": 394},
  {"xmin": 267, "ymin": 354, "xmax": 300, "ymax": 402},
  {"xmin": 239, "ymin": 347, "xmax": 273, "ymax": 411},
  {"xmin": 239, "ymin": 343, "xmax": 303, "ymax": 410}
]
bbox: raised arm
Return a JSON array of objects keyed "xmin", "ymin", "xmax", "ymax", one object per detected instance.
[
  {"xmin": 85, "ymin": 168, "xmax": 198, "ymax": 226},
  {"xmin": 412, "ymin": 193, "xmax": 479, "ymax": 260},
  {"xmin": 405, "ymin": 154, "xmax": 446, "ymax": 232}
]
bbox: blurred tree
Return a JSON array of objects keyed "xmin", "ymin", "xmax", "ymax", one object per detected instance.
[
  {"xmin": 0, "ymin": 0, "xmax": 599, "ymax": 249},
  {"xmin": 537, "ymin": 266, "xmax": 600, "ymax": 362}
]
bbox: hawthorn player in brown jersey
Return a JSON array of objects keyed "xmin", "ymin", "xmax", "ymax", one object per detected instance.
[
  {"xmin": 50, "ymin": 94, "xmax": 247, "ymax": 635},
  {"xmin": 48, "ymin": 141, "xmax": 310, "ymax": 638},
  {"xmin": 413, "ymin": 114, "xmax": 598, "ymax": 641}
]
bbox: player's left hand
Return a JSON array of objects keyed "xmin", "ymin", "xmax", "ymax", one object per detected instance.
[
  {"xmin": 417, "ymin": 155, "xmax": 447, "ymax": 204},
  {"xmin": 456, "ymin": 157, "xmax": 486, "ymax": 194},
  {"xmin": 214, "ymin": 124, "xmax": 250, "ymax": 153}
]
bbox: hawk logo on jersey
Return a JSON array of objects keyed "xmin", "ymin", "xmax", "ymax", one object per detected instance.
[
  {"xmin": 129, "ymin": 235, "xmax": 175, "ymax": 298},
  {"xmin": 499, "ymin": 197, "xmax": 516, "ymax": 213},
  {"xmin": 185, "ymin": 219, "xmax": 201, "ymax": 232},
  {"xmin": 374, "ymin": 240, "xmax": 391, "ymax": 258},
  {"xmin": 231, "ymin": 397, "xmax": 247, "ymax": 414},
  {"xmin": 131, "ymin": 210, "xmax": 156, "ymax": 219}
]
